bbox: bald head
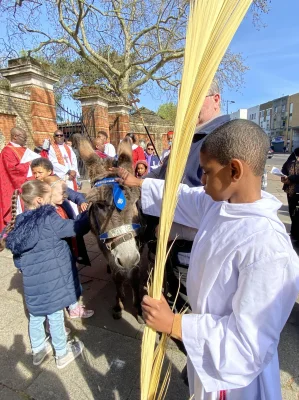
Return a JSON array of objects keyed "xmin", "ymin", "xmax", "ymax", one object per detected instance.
[
  {"xmin": 197, "ymin": 78, "xmax": 221, "ymax": 126},
  {"xmin": 10, "ymin": 127, "xmax": 27, "ymax": 146},
  {"xmin": 93, "ymin": 137, "xmax": 105, "ymax": 152}
]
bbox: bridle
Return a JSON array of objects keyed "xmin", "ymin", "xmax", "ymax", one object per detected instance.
[{"xmin": 92, "ymin": 177, "xmax": 141, "ymax": 251}]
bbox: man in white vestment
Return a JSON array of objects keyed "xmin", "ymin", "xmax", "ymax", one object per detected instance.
[
  {"xmin": 48, "ymin": 130, "xmax": 80, "ymax": 215},
  {"xmin": 114, "ymin": 119, "xmax": 299, "ymax": 400}
]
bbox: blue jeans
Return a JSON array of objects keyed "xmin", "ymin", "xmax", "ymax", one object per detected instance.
[{"xmin": 29, "ymin": 310, "xmax": 67, "ymax": 357}]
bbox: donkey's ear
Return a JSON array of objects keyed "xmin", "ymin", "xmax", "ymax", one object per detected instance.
[
  {"xmin": 117, "ymin": 137, "xmax": 133, "ymax": 172},
  {"xmin": 77, "ymin": 138, "xmax": 100, "ymax": 165}
]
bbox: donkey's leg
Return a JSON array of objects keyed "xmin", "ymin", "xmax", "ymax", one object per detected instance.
[
  {"xmin": 131, "ymin": 267, "xmax": 145, "ymax": 324},
  {"xmin": 112, "ymin": 272, "xmax": 125, "ymax": 320}
]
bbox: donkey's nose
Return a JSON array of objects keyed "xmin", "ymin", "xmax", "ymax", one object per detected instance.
[
  {"xmin": 117, "ymin": 252, "xmax": 140, "ymax": 268},
  {"xmin": 112, "ymin": 240, "xmax": 140, "ymax": 268}
]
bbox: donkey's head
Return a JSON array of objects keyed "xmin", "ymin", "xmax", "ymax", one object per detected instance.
[{"xmin": 78, "ymin": 137, "xmax": 141, "ymax": 269}]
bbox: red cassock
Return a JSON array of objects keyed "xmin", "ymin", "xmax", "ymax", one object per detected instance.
[{"xmin": 0, "ymin": 144, "xmax": 30, "ymax": 231}]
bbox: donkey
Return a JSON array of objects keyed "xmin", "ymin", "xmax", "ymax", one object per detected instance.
[{"xmin": 78, "ymin": 137, "xmax": 145, "ymax": 321}]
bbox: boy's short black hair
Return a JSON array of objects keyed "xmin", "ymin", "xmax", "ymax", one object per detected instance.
[
  {"xmin": 201, "ymin": 119, "xmax": 269, "ymax": 176},
  {"xmin": 31, "ymin": 157, "xmax": 54, "ymax": 172}
]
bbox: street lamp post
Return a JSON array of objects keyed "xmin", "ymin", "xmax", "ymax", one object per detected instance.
[{"xmin": 226, "ymin": 100, "xmax": 235, "ymax": 115}]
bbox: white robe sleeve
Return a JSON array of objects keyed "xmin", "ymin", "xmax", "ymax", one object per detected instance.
[
  {"xmin": 48, "ymin": 146, "xmax": 69, "ymax": 178},
  {"xmin": 141, "ymin": 178, "xmax": 208, "ymax": 229},
  {"xmin": 182, "ymin": 253, "xmax": 297, "ymax": 392},
  {"xmin": 105, "ymin": 143, "xmax": 116, "ymax": 157},
  {"xmin": 69, "ymin": 147, "xmax": 80, "ymax": 177}
]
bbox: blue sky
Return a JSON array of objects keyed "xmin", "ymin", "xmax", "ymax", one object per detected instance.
[{"xmin": 139, "ymin": 0, "xmax": 299, "ymax": 114}]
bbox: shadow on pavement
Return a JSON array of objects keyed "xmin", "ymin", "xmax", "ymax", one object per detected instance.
[{"xmin": 0, "ymin": 334, "xmax": 69, "ymax": 400}]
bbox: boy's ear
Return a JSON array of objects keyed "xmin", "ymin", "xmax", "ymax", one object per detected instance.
[{"xmin": 230, "ymin": 159, "xmax": 243, "ymax": 181}]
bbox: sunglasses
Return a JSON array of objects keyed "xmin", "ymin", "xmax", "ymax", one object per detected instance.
[
  {"xmin": 147, "ymin": 147, "xmax": 154, "ymax": 151},
  {"xmin": 55, "ymin": 134, "xmax": 64, "ymax": 137}
]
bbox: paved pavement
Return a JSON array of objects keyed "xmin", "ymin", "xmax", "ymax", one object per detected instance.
[{"xmin": 1, "ymin": 153, "xmax": 299, "ymax": 400}]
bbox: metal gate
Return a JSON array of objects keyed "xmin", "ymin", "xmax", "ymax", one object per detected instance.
[{"xmin": 56, "ymin": 102, "xmax": 96, "ymax": 179}]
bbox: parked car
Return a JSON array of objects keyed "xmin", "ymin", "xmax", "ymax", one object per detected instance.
[{"xmin": 268, "ymin": 148, "xmax": 274, "ymax": 158}]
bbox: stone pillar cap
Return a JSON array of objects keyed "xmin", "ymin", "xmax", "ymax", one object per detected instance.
[
  {"xmin": 108, "ymin": 104, "xmax": 131, "ymax": 115},
  {"xmin": 0, "ymin": 57, "xmax": 59, "ymax": 89},
  {"xmin": 76, "ymin": 94, "xmax": 109, "ymax": 108}
]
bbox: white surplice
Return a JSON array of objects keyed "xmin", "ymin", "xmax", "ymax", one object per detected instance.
[
  {"xmin": 141, "ymin": 178, "xmax": 299, "ymax": 400},
  {"xmin": 104, "ymin": 143, "xmax": 116, "ymax": 158},
  {"xmin": 48, "ymin": 144, "xmax": 80, "ymax": 214}
]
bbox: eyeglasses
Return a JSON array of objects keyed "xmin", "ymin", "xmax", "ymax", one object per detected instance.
[
  {"xmin": 147, "ymin": 148, "xmax": 154, "ymax": 151},
  {"xmin": 55, "ymin": 134, "xmax": 64, "ymax": 138}
]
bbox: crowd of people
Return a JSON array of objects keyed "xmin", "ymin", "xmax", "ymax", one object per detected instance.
[
  {"xmin": 0, "ymin": 79, "xmax": 299, "ymax": 399},
  {"xmin": 0, "ymin": 125, "xmax": 170, "ymax": 370}
]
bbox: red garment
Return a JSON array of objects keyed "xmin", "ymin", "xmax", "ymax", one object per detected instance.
[
  {"xmin": 95, "ymin": 150, "xmax": 108, "ymax": 159},
  {"xmin": 132, "ymin": 146, "xmax": 145, "ymax": 165},
  {"xmin": 40, "ymin": 150, "xmax": 49, "ymax": 158},
  {"xmin": 0, "ymin": 144, "xmax": 30, "ymax": 231}
]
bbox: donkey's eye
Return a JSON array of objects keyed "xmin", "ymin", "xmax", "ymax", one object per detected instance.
[{"xmin": 96, "ymin": 202, "xmax": 108, "ymax": 210}]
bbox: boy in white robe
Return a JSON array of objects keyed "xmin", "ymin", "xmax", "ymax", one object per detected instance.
[{"xmin": 114, "ymin": 119, "xmax": 299, "ymax": 400}]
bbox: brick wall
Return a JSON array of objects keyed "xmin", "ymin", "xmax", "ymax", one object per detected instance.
[
  {"xmin": 0, "ymin": 89, "xmax": 32, "ymax": 146},
  {"xmin": 30, "ymin": 86, "xmax": 57, "ymax": 146},
  {"xmin": 129, "ymin": 121, "xmax": 173, "ymax": 155},
  {"xmin": 108, "ymin": 113, "xmax": 130, "ymax": 148},
  {"xmin": 0, "ymin": 85, "xmax": 58, "ymax": 148},
  {"xmin": 82, "ymin": 105, "xmax": 109, "ymax": 138}
]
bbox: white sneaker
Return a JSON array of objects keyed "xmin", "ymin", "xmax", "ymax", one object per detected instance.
[{"xmin": 56, "ymin": 340, "xmax": 84, "ymax": 369}]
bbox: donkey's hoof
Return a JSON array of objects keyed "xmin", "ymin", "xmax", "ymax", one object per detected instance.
[{"xmin": 112, "ymin": 308, "xmax": 122, "ymax": 320}]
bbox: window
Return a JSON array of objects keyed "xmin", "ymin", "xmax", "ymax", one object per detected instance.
[
  {"xmin": 290, "ymin": 102, "xmax": 293, "ymax": 115},
  {"xmin": 267, "ymin": 109, "xmax": 270, "ymax": 116},
  {"xmin": 282, "ymin": 104, "xmax": 286, "ymax": 112},
  {"xmin": 274, "ymin": 106, "xmax": 278, "ymax": 113},
  {"xmin": 290, "ymin": 114, "xmax": 293, "ymax": 123}
]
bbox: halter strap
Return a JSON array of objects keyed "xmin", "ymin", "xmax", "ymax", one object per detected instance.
[
  {"xmin": 93, "ymin": 177, "xmax": 126, "ymax": 211},
  {"xmin": 99, "ymin": 223, "xmax": 141, "ymax": 240}
]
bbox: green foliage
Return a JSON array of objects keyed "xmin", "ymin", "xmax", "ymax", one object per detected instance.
[{"xmin": 157, "ymin": 102, "xmax": 177, "ymax": 124}]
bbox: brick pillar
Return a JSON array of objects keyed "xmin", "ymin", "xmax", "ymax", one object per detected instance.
[
  {"xmin": 0, "ymin": 57, "xmax": 59, "ymax": 147},
  {"xmin": 108, "ymin": 104, "xmax": 131, "ymax": 148},
  {"xmin": 77, "ymin": 95, "xmax": 109, "ymax": 140}
]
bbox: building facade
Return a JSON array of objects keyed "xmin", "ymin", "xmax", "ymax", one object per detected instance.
[
  {"xmin": 270, "ymin": 96, "xmax": 288, "ymax": 139},
  {"xmin": 259, "ymin": 100, "xmax": 272, "ymax": 137},
  {"xmin": 230, "ymin": 108, "xmax": 247, "ymax": 120},
  {"xmin": 247, "ymin": 105, "xmax": 260, "ymax": 125}
]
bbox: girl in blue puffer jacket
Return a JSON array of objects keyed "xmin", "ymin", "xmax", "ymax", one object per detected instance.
[{"xmin": 0, "ymin": 180, "xmax": 89, "ymax": 369}]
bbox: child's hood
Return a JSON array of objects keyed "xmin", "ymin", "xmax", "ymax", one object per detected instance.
[
  {"xmin": 6, "ymin": 205, "xmax": 56, "ymax": 255},
  {"xmin": 135, "ymin": 160, "xmax": 148, "ymax": 172}
]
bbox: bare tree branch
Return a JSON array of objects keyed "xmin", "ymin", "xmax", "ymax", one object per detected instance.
[{"xmin": 0, "ymin": 0, "xmax": 270, "ymax": 101}]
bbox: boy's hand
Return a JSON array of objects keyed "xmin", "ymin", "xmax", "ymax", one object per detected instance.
[
  {"xmin": 80, "ymin": 202, "xmax": 88, "ymax": 212},
  {"xmin": 142, "ymin": 294, "xmax": 174, "ymax": 335},
  {"xmin": 110, "ymin": 167, "xmax": 143, "ymax": 187}
]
